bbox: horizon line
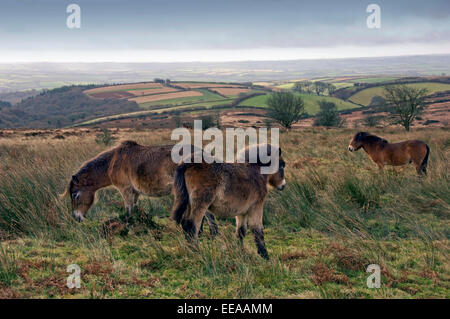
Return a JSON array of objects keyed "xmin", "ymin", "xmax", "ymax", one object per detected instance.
[{"xmin": 0, "ymin": 53, "xmax": 449, "ymax": 65}]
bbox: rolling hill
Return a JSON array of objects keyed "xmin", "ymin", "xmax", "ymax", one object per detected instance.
[
  {"xmin": 2, "ymin": 77, "xmax": 448, "ymax": 129},
  {"xmin": 0, "ymin": 85, "xmax": 140, "ymax": 128},
  {"xmin": 348, "ymin": 82, "xmax": 450, "ymax": 106},
  {"xmin": 239, "ymin": 93, "xmax": 359, "ymax": 115}
]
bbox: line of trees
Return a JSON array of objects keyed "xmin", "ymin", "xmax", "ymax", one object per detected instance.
[
  {"xmin": 293, "ymin": 81, "xmax": 336, "ymax": 96},
  {"xmin": 265, "ymin": 84, "xmax": 429, "ymax": 131}
]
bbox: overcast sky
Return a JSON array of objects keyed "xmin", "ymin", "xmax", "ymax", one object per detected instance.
[{"xmin": 0, "ymin": 0, "xmax": 449, "ymax": 62}]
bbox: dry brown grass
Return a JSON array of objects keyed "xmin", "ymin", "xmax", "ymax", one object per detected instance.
[{"xmin": 312, "ymin": 263, "xmax": 350, "ymax": 285}]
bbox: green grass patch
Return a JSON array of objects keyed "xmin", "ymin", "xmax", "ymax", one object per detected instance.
[
  {"xmin": 349, "ymin": 77, "xmax": 400, "ymax": 84},
  {"xmin": 138, "ymin": 89, "xmax": 226, "ymax": 108},
  {"xmin": 239, "ymin": 93, "xmax": 360, "ymax": 115},
  {"xmin": 349, "ymin": 82, "xmax": 450, "ymax": 106}
]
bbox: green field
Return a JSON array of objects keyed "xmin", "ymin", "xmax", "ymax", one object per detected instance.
[
  {"xmin": 349, "ymin": 77, "xmax": 400, "ymax": 84},
  {"xmin": 275, "ymin": 83, "xmax": 295, "ymax": 89},
  {"xmin": 332, "ymin": 82, "xmax": 355, "ymax": 90},
  {"xmin": 349, "ymin": 82, "xmax": 450, "ymax": 106},
  {"xmin": 239, "ymin": 93, "xmax": 360, "ymax": 115},
  {"xmin": 137, "ymin": 89, "xmax": 225, "ymax": 108}
]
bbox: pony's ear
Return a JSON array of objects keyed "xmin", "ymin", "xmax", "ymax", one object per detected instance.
[{"xmin": 72, "ymin": 175, "xmax": 79, "ymax": 185}]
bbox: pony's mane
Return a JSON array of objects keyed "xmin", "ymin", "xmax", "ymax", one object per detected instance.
[
  {"xmin": 355, "ymin": 132, "xmax": 388, "ymax": 145},
  {"xmin": 120, "ymin": 140, "xmax": 139, "ymax": 147},
  {"xmin": 60, "ymin": 141, "xmax": 137, "ymax": 198}
]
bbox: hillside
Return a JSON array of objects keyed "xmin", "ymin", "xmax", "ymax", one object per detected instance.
[
  {"xmin": 348, "ymin": 82, "xmax": 450, "ymax": 106},
  {"xmin": 0, "ymin": 86, "xmax": 140, "ymax": 129},
  {"xmin": 239, "ymin": 93, "xmax": 359, "ymax": 114},
  {"xmin": 2, "ymin": 77, "xmax": 449, "ymax": 129}
]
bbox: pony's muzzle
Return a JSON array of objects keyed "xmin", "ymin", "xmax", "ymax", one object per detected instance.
[
  {"xmin": 348, "ymin": 146, "xmax": 354, "ymax": 152},
  {"xmin": 277, "ymin": 179, "xmax": 286, "ymax": 191},
  {"xmin": 72, "ymin": 211, "xmax": 84, "ymax": 222}
]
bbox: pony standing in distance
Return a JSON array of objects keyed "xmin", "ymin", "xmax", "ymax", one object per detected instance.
[
  {"xmin": 348, "ymin": 132, "xmax": 430, "ymax": 175},
  {"xmin": 171, "ymin": 144, "xmax": 286, "ymax": 259},
  {"xmin": 62, "ymin": 141, "xmax": 217, "ymax": 233}
]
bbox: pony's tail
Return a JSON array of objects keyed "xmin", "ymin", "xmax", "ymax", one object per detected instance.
[
  {"xmin": 171, "ymin": 163, "xmax": 191, "ymax": 224},
  {"xmin": 420, "ymin": 144, "xmax": 430, "ymax": 175}
]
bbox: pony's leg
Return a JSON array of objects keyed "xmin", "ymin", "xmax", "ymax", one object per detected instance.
[
  {"xmin": 205, "ymin": 212, "xmax": 218, "ymax": 236},
  {"xmin": 118, "ymin": 187, "xmax": 138, "ymax": 225},
  {"xmin": 133, "ymin": 191, "xmax": 139, "ymax": 207},
  {"xmin": 248, "ymin": 203, "xmax": 268, "ymax": 259},
  {"xmin": 197, "ymin": 212, "xmax": 218, "ymax": 237},
  {"xmin": 412, "ymin": 158, "xmax": 426, "ymax": 175},
  {"xmin": 182, "ymin": 199, "xmax": 210, "ymax": 243},
  {"xmin": 235, "ymin": 215, "xmax": 248, "ymax": 244},
  {"xmin": 198, "ymin": 217, "xmax": 204, "ymax": 236}
]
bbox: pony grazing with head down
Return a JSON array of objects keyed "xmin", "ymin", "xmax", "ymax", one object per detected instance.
[
  {"xmin": 348, "ymin": 132, "xmax": 430, "ymax": 175},
  {"xmin": 62, "ymin": 141, "xmax": 217, "ymax": 233},
  {"xmin": 171, "ymin": 144, "xmax": 286, "ymax": 259}
]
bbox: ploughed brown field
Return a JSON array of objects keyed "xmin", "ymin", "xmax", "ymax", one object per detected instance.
[
  {"xmin": 89, "ymin": 91, "xmax": 135, "ymax": 99},
  {"xmin": 125, "ymin": 87, "xmax": 179, "ymax": 97},
  {"xmin": 128, "ymin": 90, "xmax": 204, "ymax": 104},
  {"xmin": 84, "ymin": 82, "xmax": 164, "ymax": 94}
]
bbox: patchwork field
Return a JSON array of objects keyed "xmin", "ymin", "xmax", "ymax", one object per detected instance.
[
  {"xmin": 0, "ymin": 127, "xmax": 448, "ymax": 298},
  {"xmin": 82, "ymin": 82, "xmax": 253, "ymax": 111},
  {"xmin": 5, "ymin": 76, "xmax": 444, "ymax": 130}
]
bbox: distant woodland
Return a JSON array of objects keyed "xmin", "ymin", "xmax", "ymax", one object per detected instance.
[{"xmin": 0, "ymin": 86, "xmax": 140, "ymax": 128}]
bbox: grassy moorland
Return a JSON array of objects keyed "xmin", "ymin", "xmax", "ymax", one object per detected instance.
[{"xmin": 0, "ymin": 127, "xmax": 449, "ymax": 298}]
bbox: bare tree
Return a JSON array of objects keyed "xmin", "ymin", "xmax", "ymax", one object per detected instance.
[
  {"xmin": 267, "ymin": 92, "xmax": 305, "ymax": 129},
  {"xmin": 383, "ymin": 85, "xmax": 428, "ymax": 131}
]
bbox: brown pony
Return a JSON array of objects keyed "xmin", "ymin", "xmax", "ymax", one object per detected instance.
[
  {"xmin": 171, "ymin": 145, "xmax": 286, "ymax": 259},
  {"xmin": 62, "ymin": 141, "xmax": 217, "ymax": 233},
  {"xmin": 348, "ymin": 132, "xmax": 430, "ymax": 174}
]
